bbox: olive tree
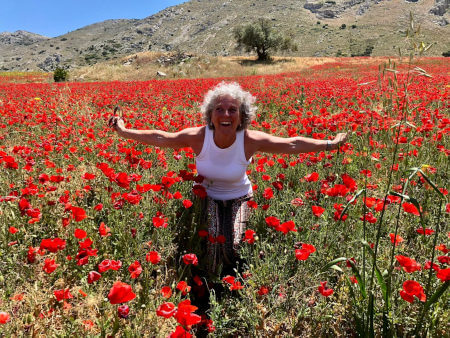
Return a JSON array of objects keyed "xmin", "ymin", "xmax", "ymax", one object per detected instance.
[{"xmin": 234, "ymin": 18, "xmax": 297, "ymax": 61}]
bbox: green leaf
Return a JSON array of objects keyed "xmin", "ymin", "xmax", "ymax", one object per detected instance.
[
  {"xmin": 330, "ymin": 265, "xmax": 344, "ymax": 273},
  {"xmin": 361, "ymin": 240, "xmax": 388, "ymax": 304},
  {"xmin": 348, "ymin": 260, "xmax": 367, "ymax": 299},
  {"xmin": 389, "ymin": 191, "xmax": 410, "ymax": 201},
  {"xmin": 321, "ymin": 257, "xmax": 347, "ymax": 272},
  {"xmin": 339, "ymin": 189, "xmax": 365, "ymax": 220},
  {"xmin": 424, "ymin": 281, "xmax": 449, "ymax": 311},
  {"xmin": 418, "ymin": 170, "xmax": 445, "ymax": 199}
]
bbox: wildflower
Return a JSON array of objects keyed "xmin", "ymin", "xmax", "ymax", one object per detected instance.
[
  {"xmin": 399, "ymin": 280, "xmax": 426, "ymax": 303},
  {"xmin": 108, "ymin": 281, "xmax": 136, "ymax": 304},
  {"xmin": 318, "ymin": 281, "xmax": 333, "ymax": 297},
  {"xmin": 311, "ymin": 205, "xmax": 325, "ymax": 217},
  {"xmin": 182, "ymin": 253, "xmax": 198, "ymax": 266},
  {"xmin": 118, "ymin": 304, "xmax": 130, "ymax": 319},
  {"xmin": 396, "ymin": 255, "xmax": 421, "ymax": 273},
  {"xmin": 87, "ymin": 271, "xmax": 101, "ymax": 284},
  {"xmin": 0, "ymin": 312, "xmax": 10, "ymax": 324},
  {"xmin": 389, "ymin": 233, "xmax": 404, "ymax": 246},
  {"xmin": 156, "ymin": 302, "xmax": 176, "ymax": 318},
  {"xmin": 146, "ymin": 251, "xmax": 161, "ymax": 264},
  {"xmin": 295, "ymin": 243, "xmax": 316, "ymax": 261},
  {"xmin": 128, "ymin": 260, "xmax": 142, "ymax": 279}
]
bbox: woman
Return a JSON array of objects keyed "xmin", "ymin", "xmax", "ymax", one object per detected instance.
[{"xmin": 109, "ymin": 82, "xmax": 347, "ymax": 275}]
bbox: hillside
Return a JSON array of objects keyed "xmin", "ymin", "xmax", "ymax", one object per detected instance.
[{"xmin": 0, "ymin": 0, "xmax": 448, "ymax": 71}]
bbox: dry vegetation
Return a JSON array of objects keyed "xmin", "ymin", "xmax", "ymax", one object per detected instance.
[{"xmin": 69, "ymin": 52, "xmax": 398, "ymax": 82}]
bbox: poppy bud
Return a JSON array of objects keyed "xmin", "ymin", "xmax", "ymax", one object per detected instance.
[
  {"xmin": 259, "ymin": 251, "xmax": 265, "ymax": 259},
  {"xmin": 118, "ymin": 305, "xmax": 130, "ymax": 319}
]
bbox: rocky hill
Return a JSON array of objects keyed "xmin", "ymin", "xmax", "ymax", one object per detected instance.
[{"xmin": 0, "ymin": 0, "xmax": 448, "ymax": 72}]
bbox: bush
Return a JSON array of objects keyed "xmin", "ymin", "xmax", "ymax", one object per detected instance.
[
  {"xmin": 53, "ymin": 67, "xmax": 69, "ymax": 82},
  {"xmin": 234, "ymin": 18, "xmax": 297, "ymax": 61}
]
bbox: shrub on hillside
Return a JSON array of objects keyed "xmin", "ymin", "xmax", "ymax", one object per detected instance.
[{"xmin": 53, "ymin": 67, "xmax": 69, "ymax": 82}]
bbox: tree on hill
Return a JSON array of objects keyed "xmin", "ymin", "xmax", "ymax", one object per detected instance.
[{"xmin": 234, "ymin": 18, "xmax": 297, "ymax": 61}]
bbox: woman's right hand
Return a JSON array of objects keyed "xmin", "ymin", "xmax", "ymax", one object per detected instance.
[{"xmin": 108, "ymin": 116, "xmax": 125, "ymax": 134}]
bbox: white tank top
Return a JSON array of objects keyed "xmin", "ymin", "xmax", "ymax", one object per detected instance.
[{"xmin": 196, "ymin": 127, "xmax": 252, "ymax": 200}]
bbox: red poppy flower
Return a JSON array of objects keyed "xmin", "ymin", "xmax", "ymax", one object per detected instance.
[
  {"xmin": 192, "ymin": 184, "xmax": 207, "ymax": 198},
  {"xmin": 263, "ymin": 187, "xmax": 274, "ymax": 199},
  {"xmin": 82, "ymin": 173, "xmax": 96, "ymax": 180},
  {"xmin": 416, "ymin": 228, "xmax": 434, "ymax": 235},
  {"xmin": 98, "ymin": 259, "xmax": 122, "ymax": 273},
  {"xmin": 277, "ymin": 220, "xmax": 297, "ymax": 234},
  {"xmin": 182, "ymin": 199, "xmax": 193, "ymax": 208},
  {"xmin": 87, "ymin": 271, "xmax": 101, "ymax": 284},
  {"xmin": 0, "ymin": 312, "xmax": 10, "ymax": 324},
  {"xmin": 304, "ymin": 172, "xmax": 319, "ymax": 182},
  {"xmin": 71, "ymin": 206, "xmax": 87, "ymax": 222},
  {"xmin": 402, "ymin": 202, "xmax": 420, "ymax": 216},
  {"xmin": 98, "ymin": 222, "xmax": 111, "ymax": 237},
  {"xmin": 40, "ymin": 238, "xmax": 66, "ymax": 253},
  {"xmin": 156, "ymin": 302, "xmax": 176, "ymax": 318},
  {"xmin": 341, "ymin": 173, "xmax": 357, "ymax": 192},
  {"xmin": 311, "ymin": 205, "xmax": 325, "ymax": 217},
  {"xmin": 318, "ymin": 281, "xmax": 334, "ymax": 297},
  {"xmin": 182, "ymin": 253, "xmax": 198, "ymax": 266},
  {"xmin": 128, "ymin": 260, "xmax": 142, "ymax": 279},
  {"xmin": 8, "ymin": 226, "xmax": 18, "ymax": 234},
  {"xmin": 243, "ymin": 229, "xmax": 256, "ymax": 244},
  {"xmin": 399, "ymin": 280, "xmax": 426, "ymax": 303},
  {"xmin": 396, "ymin": 255, "xmax": 421, "ymax": 273},
  {"xmin": 295, "ymin": 243, "xmax": 316, "ymax": 261},
  {"xmin": 43, "ymin": 258, "xmax": 59, "ymax": 274},
  {"xmin": 152, "ymin": 216, "xmax": 168, "ymax": 228},
  {"xmin": 146, "ymin": 251, "xmax": 161, "ymax": 264},
  {"xmin": 265, "ymin": 216, "xmax": 280, "ymax": 228},
  {"xmin": 258, "ymin": 286, "xmax": 269, "ymax": 296},
  {"xmin": 174, "ymin": 299, "xmax": 201, "ymax": 327},
  {"xmin": 389, "ymin": 233, "xmax": 404, "ymax": 246},
  {"xmin": 247, "ymin": 200, "xmax": 258, "ymax": 209},
  {"xmin": 108, "ymin": 281, "xmax": 136, "ymax": 304},
  {"xmin": 290, "ymin": 198, "xmax": 304, "ymax": 207},
  {"xmin": 74, "ymin": 228, "xmax": 87, "ymax": 239},
  {"xmin": 114, "ymin": 172, "xmax": 130, "ymax": 189},
  {"xmin": 437, "ymin": 256, "xmax": 449, "ymax": 265},
  {"xmin": 360, "ymin": 212, "xmax": 377, "ymax": 224},
  {"xmin": 54, "ymin": 288, "xmax": 73, "ymax": 302},
  {"xmin": 94, "ymin": 203, "xmax": 103, "ymax": 211},
  {"xmin": 169, "ymin": 325, "xmax": 192, "ymax": 338},
  {"xmin": 161, "ymin": 286, "xmax": 172, "ymax": 299},
  {"xmin": 176, "ymin": 281, "xmax": 191, "ymax": 295},
  {"xmin": 436, "ymin": 268, "xmax": 449, "ymax": 282}
]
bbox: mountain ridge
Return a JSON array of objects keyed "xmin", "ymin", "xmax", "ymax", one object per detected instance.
[{"xmin": 0, "ymin": 0, "xmax": 448, "ymax": 72}]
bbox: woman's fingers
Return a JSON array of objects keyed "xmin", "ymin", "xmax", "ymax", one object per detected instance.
[{"xmin": 108, "ymin": 116, "xmax": 122, "ymax": 129}]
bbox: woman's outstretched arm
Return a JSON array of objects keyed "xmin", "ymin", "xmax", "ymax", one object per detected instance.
[
  {"xmin": 246, "ymin": 129, "xmax": 348, "ymax": 155},
  {"xmin": 109, "ymin": 116, "xmax": 203, "ymax": 150}
]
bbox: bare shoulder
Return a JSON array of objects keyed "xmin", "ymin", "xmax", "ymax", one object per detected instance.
[
  {"xmin": 246, "ymin": 129, "xmax": 271, "ymax": 141},
  {"xmin": 244, "ymin": 129, "xmax": 272, "ymax": 159},
  {"xmin": 177, "ymin": 126, "xmax": 205, "ymax": 154},
  {"xmin": 245, "ymin": 129, "xmax": 294, "ymax": 155},
  {"xmin": 178, "ymin": 126, "xmax": 204, "ymax": 137}
]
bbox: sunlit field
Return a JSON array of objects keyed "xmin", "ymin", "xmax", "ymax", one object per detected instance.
[{"xmin": 0, "ymin": 57, "xmax": 448, "ymax": 337}]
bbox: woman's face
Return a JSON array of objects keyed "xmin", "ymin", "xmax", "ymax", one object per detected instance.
[{"xmin": 211, "ymin": 95, "xmax": 241, "ymax": 132}]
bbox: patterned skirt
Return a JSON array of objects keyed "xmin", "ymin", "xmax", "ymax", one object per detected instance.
[{"xmin": 202, "ymin": 193, "xmax": 253, "ymax": 275}]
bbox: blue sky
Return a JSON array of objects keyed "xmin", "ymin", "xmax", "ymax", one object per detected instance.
[{"xmin": 0, "ymin": 0, "xmax": 186, "ymax": 37}]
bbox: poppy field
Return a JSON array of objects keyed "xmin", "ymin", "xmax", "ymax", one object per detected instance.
[{"xmin": 0, "ymin": 57, "xmax": 448, "ymax": 337}]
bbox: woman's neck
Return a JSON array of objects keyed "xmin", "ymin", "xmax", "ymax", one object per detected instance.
[{"xmin": 213, "ymin": 130, "xmax": 237, "ymax": 149}]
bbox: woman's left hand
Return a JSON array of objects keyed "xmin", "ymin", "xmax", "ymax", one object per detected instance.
[{"xmin": 332, "ymin": 133, "xmax": 348, "ymax": 150}]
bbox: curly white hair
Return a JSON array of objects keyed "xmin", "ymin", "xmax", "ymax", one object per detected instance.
[{"xmin": 200, "ymin": 82, "xmax": 257, "ymax": 130}]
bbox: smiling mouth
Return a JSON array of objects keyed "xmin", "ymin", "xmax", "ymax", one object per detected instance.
[{"xmin": 220, "ymin": 122, "xmax": 232, "ymax": 126}]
